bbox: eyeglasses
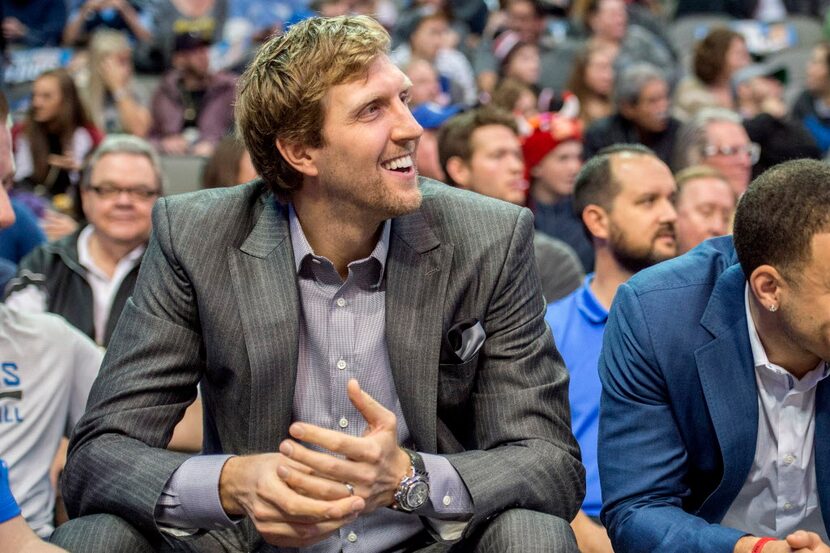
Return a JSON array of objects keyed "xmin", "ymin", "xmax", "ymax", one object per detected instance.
[
  {"xmin": 86, "ymin": 184, "xmax": 161, "ymax": 200},
  {"xmin": 701, "ymin": 142, "xmax": 761, "ymax": 165}
]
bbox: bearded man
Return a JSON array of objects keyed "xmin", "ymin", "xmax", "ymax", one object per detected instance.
[{"xmin": 545, "ymin": 143, "xmax": 678, "ymax": 553}]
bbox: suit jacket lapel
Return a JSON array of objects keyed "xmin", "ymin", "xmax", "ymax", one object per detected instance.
[
  {"xmin": 695, "ymin": 264, "xmax": 758, "ymax": 521},
  {"xmin": 228, "ymin": 196, "xmax": 299, "ymax": 453},
  {"xmin": 815, "ymin": 379, "xmax": 830, "ymax": 534},
  {"xmin": 385, "ymin": 209, "xmax": 453, "ymax": 454}
]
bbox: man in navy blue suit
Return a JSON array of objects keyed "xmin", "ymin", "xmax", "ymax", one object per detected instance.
[{"xmin": 598, "ymin": 158, "xmax": 830, "ymax": 553}]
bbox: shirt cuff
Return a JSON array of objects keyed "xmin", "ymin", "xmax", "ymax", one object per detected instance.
[
  {"xmin": 155, "ymin": 455, "xmax": 240, "ymax": 532},
  {"xmin": 419, "ymin": 453, "xmax": 473, "ymax": 541}
]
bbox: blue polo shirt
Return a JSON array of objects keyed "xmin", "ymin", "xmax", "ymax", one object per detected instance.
[{"xmin": 545, "ymin": 274, "xmax": 608, "ymax": 517}]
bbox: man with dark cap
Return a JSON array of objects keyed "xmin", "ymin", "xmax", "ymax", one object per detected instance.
[{"xmin": 148, "ymin": 30, "xmax": 236, "ymax": 157}]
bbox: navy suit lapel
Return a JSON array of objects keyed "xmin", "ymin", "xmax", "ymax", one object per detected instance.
[
  {"xmin": 695, "ymin": 264, "xmax": 758, "ymax": 521},
  {"xmin": 385, "ymin": 209, "xmax": 453, "ymax": 454},
  {"xmin": 815, "ymin": 379, "xmax": 830, "ymax": 535},
  {"xmin": 228, "ymin": 197, "xmax": 299, "ymax": 453}
]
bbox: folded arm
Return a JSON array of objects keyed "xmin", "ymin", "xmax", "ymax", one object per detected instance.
[{"xmin": 598, "ymin": 283, "xmax": 744, "ymax": 553}]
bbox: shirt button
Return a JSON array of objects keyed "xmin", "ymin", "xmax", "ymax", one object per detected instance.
[
  {"xmin": 347, "ymin": 531, "xmax": 357, "ymax": 543},
  {"xmin": 337, "ymin": 359, "xmax": 348, "ymax": 370},
  {"xmin": 784, "ymin": 454, "xmax": 795, "ymax": 465},
  {"xmin": 784, "ymin": 502, "xmax": 794, "ymax": 511},
  {"xmin": 336, "ymin": 297, "xmax": 347, "ymax": 307},
  {"xmin": 443, "ymin": 495, "xmax": 452, "ymax": 506},
  {"xmin": 339, "ymin": 417, "xmax": 349, "ymax": 428}
]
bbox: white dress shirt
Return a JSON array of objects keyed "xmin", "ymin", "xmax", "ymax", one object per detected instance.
[
  {"xmin": 4, "ymin": 226, "xmax": 144, "ymax": 345},
  {"xmin": 721, "ymin": 285, "xmax": 830, "ymax": 540},
  {"xmin": 76, "ymin": 225, "xmax": 145, "ymax": 345}
]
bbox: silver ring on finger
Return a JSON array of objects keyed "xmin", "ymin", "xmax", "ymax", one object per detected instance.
[{"xmin": 344, "ymin": 482, "xmax": 355, "ymax": 496}]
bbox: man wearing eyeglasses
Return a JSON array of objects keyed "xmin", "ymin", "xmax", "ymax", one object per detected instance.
[
  {"xmin": 5, "ymin": 134, "xmax": 162, "ymax": 348},
  {"xmin": 672, "ymin": 108, "xmax": 757, "ymax": 198}
]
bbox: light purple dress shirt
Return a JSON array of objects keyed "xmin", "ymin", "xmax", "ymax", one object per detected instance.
[{"xmin": 155, "ymin": 205, "xmax": 473, "ymax": 551}]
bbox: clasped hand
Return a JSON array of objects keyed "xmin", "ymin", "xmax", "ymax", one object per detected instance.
[
  {"xmin": 740, "ymin": 532, "xmax": 830, "ymax": 553},
  {"xmin": 219, "ymin": 379, "xmax": 411, "ymax": 547}
]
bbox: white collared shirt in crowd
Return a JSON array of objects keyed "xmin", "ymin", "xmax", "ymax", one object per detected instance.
[{"xmin": 6, "ymin": 225, "xmax": 144, "ymax": 346}]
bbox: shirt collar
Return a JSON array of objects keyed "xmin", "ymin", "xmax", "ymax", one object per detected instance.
[
  {"xmin": 576, "ymin": 274, "xmax": 609, "ymax": 325},
  {"xmin": 77, "ymin": 224, "xmax": 146, "ymax": 281},
  {"xmin": 744, "ymin": 283, "xmax": 829, "ymax": 392},
  {"xmin": 288, "ymin": 203, "xmax": 390, "ymax": 288}
]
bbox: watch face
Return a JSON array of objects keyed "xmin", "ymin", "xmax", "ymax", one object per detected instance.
[{"xmin": 406, "ymin": 481, "xmax": 430, "ymax": 509}]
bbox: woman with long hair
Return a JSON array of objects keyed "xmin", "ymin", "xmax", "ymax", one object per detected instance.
[
  {"xmin": 78, "ymin": 30, "xmax": 151, "ymax": 137},
  {"xmin": 566, "ymin": 42, "xmax": 615, "ymax": 127},
  {"xmin": 673, "ymin": 27, "xmax": 750, "ymax": 121},
  {"xmin": 13, "ymin": 69, "xmax": 103, "ymax": 197},
  {"xmin": 12, "ymin": 69, "xmax": 104, "ymax": 240}
]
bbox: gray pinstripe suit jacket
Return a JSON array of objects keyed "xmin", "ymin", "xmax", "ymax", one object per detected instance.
[{"xmin": 61, "ymin": 178, "xmax": 585, "ymax": 549}]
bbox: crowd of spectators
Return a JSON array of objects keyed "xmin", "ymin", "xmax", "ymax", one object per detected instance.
[{"xmin": 3, "ymin": 0, "xmax": 830, "ymax": 551}]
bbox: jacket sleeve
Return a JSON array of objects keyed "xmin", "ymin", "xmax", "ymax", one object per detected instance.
[
  {"xmin": 444, "ymin": 208, "xmax": 586, "ymax": 531},
  {"xmin": 598, "ymin": 283, "xmax": 744, "ymax": 553},
  {"xmin": 61, "ymin": 197, "xmax": 198, "ymax": 537},
  {"xmin": 4, "ymin": 246, "xmax": 49, "ymax": 309}
]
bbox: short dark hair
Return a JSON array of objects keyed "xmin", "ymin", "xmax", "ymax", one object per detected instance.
[
  {"xmin": 502, "ymin": 0, "xmax": 546, "ymax": 18},
  {"xmin": 437, "ymin": 107, "xmax": 518, "ymax": 186},
  {"xmin": 573, "ymin": 143, "xmax": 655, "ymax": 217},
  {"xmin": 733, "ymin": 159, "xmax": 830, "ymax": 282}
]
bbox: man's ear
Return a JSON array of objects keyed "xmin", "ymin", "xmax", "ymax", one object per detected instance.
[
  {"xmin": 275, "ymin": 138, "xmax": 318, "ymax": 178},
  {"xmin": 749, "ymin": 264, "xmax": 785, "ymax": 312},
  {"xmin": 445, "ymin": 156, "xmax": 471, "ymax": 189},
  {"xmin": 582, "ymin": 204, "xmax": 609, "ymax": 241}
]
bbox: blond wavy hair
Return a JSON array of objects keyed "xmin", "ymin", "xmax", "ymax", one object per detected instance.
[
  {"xmin": 84, "ymin": 30, "xmax": 131, "ymax": 131},
  {"xmin": 235, "ymin": 15, "xmax": 390, "ymax": 198}
]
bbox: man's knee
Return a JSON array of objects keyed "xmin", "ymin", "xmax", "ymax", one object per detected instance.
[
  {"xmin": 469, "ymin": 509, "xmax": 578, "ymax": 553},
  {"xmin": 50, "ymin": 513, "xmax": 156, "ymax": 553}
]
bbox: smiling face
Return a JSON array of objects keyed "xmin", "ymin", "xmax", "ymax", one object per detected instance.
[
  {"xmin": 301, "ymin": 55, "xmax": 423, "ymax": 221},
  {"xmin": 81, "ymin": 152, "xmax": 160, "ymax": 249},
  {"xmin": 776, "ymin": 232, "xmax": 830, "ymax": 367},
  {"xmin": 533, "ymin": 140, "xmax": 583, "ymax": 199},
  {"xmin": 31, "ymin": 75, "xmax": 63, "ymax": 124}
]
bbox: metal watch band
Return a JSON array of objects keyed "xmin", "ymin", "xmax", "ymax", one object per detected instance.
[
  {"xmin": 392, "ymin": 448, "xmax": 430, "ymax": 512},
  {"xmin": 404, "ymin": 448, "xmax": 427, "ymax": 478}
]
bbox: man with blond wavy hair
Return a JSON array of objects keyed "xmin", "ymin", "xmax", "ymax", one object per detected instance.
[{"xmin": 54, "ymin": 15, "xmax": 584, "ymax": 552}]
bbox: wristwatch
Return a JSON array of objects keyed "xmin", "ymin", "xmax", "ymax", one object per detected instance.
[{"xmin": 392, "ymin": 448, "xmax": 430, "ymax": 512}]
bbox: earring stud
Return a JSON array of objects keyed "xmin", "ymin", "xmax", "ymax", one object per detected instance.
[{"xmin": 769, "ymin": 304, "xmax": 778, "ymax": 312}]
